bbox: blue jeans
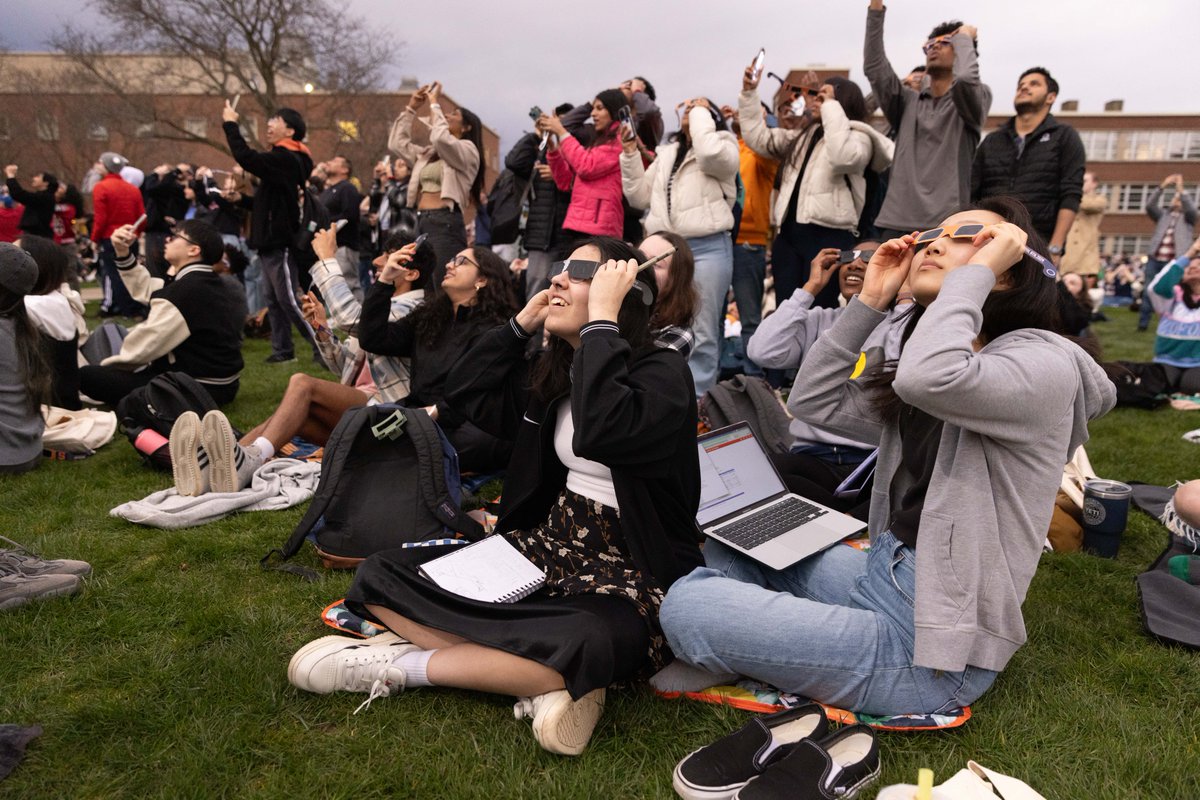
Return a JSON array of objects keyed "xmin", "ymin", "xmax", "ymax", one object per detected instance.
[
  {"xmin": 660, "ymin": 533, "xmax": 998, "ymax": 716},
  {"xmin": 1139, "ymin": 258, "xmax": 1167, "ymax": 329},
  {"xmin": 731, "ymin": 243, "xmax": 767, "ymax": 377},
  {"xmin": 98, "ymin": 240, "xmax": 146, "ymax": 317},
  {"xmin": 687, "ymin": 231, "xmax": 734, "ymax": 397}
]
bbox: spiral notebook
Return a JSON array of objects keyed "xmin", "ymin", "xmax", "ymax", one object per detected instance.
[{"xmin": 418, "ymin": 535, "xmax": 546, "ymax": 603}]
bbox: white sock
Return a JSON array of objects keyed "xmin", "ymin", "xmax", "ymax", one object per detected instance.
[
  {"xmin": 396, "ymin": 649, "xmax": 436, "ymax": 688},
  {"xmin": 252, "ymin": 437, "xmax": 275, "ymax": 460}
]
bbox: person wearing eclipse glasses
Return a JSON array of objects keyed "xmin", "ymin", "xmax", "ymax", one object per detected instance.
[
  {"xmin": 287, "ymin": 236, "xmax": 703, "ymax": 758},
  {"xmin": 661, "ymin": 197, "xmax": 1114, "ymax": 720}
]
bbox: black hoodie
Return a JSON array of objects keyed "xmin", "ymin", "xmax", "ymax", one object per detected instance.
[{"xmin": 223, "ymin": 122, "xmax": 313, "ymax": 251}]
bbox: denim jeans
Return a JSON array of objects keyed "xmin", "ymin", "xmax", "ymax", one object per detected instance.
[
  {"xmin": 660, "ymin": 533, "xmax": 998, "ymax": 716},
  {"xmin": 687, "ymin": 231, "xmax": 734, "ymax": 397},
  {"xmin": 731, "ymin": 243, "xmax": 766, "ymax": 377},
  {"xmin": 98, "ymin": 240, "xmax": 146, "ymax": 317}
]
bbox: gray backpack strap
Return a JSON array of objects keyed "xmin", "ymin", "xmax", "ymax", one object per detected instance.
[{"xmin": 407, "ymin": 410, "xmax": 484, "ymax": 540}]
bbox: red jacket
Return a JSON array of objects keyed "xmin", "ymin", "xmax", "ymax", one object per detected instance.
[
  {"xmin": 548, "ymin": 134, "xmax": 624, "ymax": 237},
  {"xmin": 92, "ymin": 172, "xmax": 145, "ymax": 242}
]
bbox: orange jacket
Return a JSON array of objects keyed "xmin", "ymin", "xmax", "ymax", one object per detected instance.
[{"xmin": 735, "ymin": 139, "xmax": 778, "ymax": 246}]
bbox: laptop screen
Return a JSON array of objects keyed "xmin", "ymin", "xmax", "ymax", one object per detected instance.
[{"xmin": 696, "ymin": 424, "xmax": 788, "ymax": 527}]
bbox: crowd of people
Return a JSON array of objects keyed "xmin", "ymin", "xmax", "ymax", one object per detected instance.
[{"xmin": 3, "ymin": 1, "xmax": 1199, "ymax": 794}]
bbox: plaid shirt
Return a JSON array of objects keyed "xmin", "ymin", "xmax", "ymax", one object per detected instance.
[
  {"xmin": 310, "ymin": 258, "xmax": 423, "ymax": 403},
  {"xmin": 653, "ymin": 325, "xmax": 695, "ymax": 359}
]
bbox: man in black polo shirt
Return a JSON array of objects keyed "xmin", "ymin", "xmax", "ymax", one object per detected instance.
[
  {"xmin": 78, "ymin": 219, "xmax": 245, "ymax": 407},
  {"xmin": 971, "ymin": 66, "xmax": 1086, "ymax": 261},
  {"xmin": 222, "ymin": 101, "xmax": 316, "ymax": 363}
]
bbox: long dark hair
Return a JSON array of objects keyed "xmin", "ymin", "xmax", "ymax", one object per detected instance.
[
  {"xmin": 591, "ymin": 90, "xmax": 629, "ymax": 148},
  {"xmin": 644, "ymin": 232, "xmax": 698, "ymax": 330},
  {"xmin": 457, "ymin": 106, "xmax": 486, "ymax": 207},
  {"xmin": 531, "ymin": 237, "xmax": 659, "ymax": 402},
  {"xmin": 1, "ymin": 286, "xmax": 51, "ymax": 413},
  {"xmin": 20, "ymin": 235, "xmax": 71, "ymax": 295},
  {"xmin": 822, "ymin": 77, "xmax": 868, "ymax": 122},
  {"xmin": 863, "ymin": 196, "xmax": 1067, "ymax": 422},
  {"xmin": 410, "ymin": 246, "xmax": 516, "ymax": 348},
  {"xmin": 668, "ymin": 99, "xmax": 728, "ymax": 177}
]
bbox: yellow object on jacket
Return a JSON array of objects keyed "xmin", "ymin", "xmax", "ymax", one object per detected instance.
[{"xmin": 736, "ymin": 139, "xmax": 778, "ymax": 246}]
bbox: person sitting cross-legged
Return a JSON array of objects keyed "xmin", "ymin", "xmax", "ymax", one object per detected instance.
[
  {"xmin": 78, "ymin": 219, "xmax": 245, "ymax": 408},
  {"xmin": 167, "ymin": 228, "xmax": 433, "ymax": 496}
]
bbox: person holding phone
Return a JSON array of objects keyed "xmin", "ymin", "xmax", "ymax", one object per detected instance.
[
  {"xmin": 286, "ymin": 236, "xmax": 703, "ymax": 758},
  {"xmin": 387, "ymin": 82, "xmax": 485, "ymax": 276},
  {"xmin": 620, "ymin": 97, "xmax": 739, "ymax": 396},
  {"xmin": 90, "ymin": 152, "xmax": 147, "ymax": 318},
  {"xmin": 539, "ymin": 90, "xmax": 630, "ymax": 241},
  {"xmin": 662, "ymin": 197, "xmax": 1115, "ymax": 718}
]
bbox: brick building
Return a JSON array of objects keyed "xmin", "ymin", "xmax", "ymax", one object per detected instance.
[{"xmin": 0, "ymin": 53, "xmax": 500, "ymax": 212}]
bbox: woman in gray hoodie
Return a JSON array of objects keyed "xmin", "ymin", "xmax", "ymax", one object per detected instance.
[{"xmin": 661, "ymin": 197, "xmax": 1116, "ymax": 716}]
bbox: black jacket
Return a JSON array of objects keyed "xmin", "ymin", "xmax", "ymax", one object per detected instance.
[
  {"xmin": 446, "ymin": 319, "xmax": 704, "ymax": 592},
  {"xmin": 319, "ymin": 179, "xmax": 363, "ymax": 250},
  {"xmin": 357, "ymin": 281, "xmax": 504, "ymax": 429},
  {"xmin": 142, "ymin": 172, "xmax": 191, "ymax": 233},
  {"xmin": 970, "ymin": 114, "xmax": 1085, "ymax": 242},
  {"xmin": 505, "ymin": 133, "xmax": 571, "ymax": 253},
  {"xmin": 223, "ymin": 122, "xmax": 312, "ymax": 251},
  {"xmin": 5, "ymin": 178, "xmax": 55, "ymax": 238}
]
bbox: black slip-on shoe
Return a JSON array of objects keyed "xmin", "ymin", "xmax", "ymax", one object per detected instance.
[
  {"xmin": 673, "ymin": 704, "xmax": 828, "ymax": 800},
  {"xmin": 733, "ymin": 723, "xmax": 880, "ymax": 800}
]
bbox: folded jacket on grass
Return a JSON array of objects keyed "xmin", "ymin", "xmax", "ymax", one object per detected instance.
[{"xmin": 110, "ymin": 459, "xmax": 321, "ymax": 529}]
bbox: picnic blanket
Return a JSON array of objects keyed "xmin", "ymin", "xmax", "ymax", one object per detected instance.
[{"xmin": 110, "ymin": 459, "xmax": 320, "ymax": 529}]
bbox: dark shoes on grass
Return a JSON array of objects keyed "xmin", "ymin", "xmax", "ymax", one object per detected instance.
[{"xmin": 673, "ymin": 703, "xmax": 880, "ymax": 800}]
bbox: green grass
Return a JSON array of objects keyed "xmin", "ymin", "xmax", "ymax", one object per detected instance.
[{"xmin": 1, "ymin": 304, "xmax": 1198, "ymax": 799}]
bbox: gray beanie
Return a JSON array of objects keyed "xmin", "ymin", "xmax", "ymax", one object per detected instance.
[
  {"xmin": 0, "ymin": 243, "xmax": 38, "ymax": 296},
  {"xmin": 100, "ymin": 152, "xmax": 128, "ymax": 173}
]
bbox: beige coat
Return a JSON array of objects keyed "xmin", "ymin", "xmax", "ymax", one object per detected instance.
[
  {"xmin": 388, "ymin": 104, "xmax": 479, "ymax": 210},
  {"xmin": 1061, "ymin": 192, "xmax": 1106, "ymax": 276}
]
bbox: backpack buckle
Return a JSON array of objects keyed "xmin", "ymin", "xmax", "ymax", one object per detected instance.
[{"xmin": 370, "ymin": 409, "xmax": 408, "ymax": 441}]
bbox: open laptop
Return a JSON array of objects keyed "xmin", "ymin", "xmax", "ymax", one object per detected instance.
[{"xmin": 696, "ymin": 423, "xmax": 866, "ymax": 570}]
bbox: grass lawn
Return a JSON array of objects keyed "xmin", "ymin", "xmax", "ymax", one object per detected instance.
[{"xmin": 1, "ymin": 301, "xmax": 1198, "ymax": 799}]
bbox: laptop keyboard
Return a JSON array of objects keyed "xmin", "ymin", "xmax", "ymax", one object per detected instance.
[{"xmin": 713, "ymin": 497, "xmax": 829, "ymax": 550}]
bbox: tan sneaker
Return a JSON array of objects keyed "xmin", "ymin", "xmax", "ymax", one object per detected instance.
[{"xmin": 513, "ymin": 688, "xmax": 606, "ymax": 756}]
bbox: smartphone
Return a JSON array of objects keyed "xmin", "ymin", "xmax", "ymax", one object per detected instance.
[
  {"xmin": 382, "ymin": 154, "xmax": 391, "ymax": 169},
  {"xmin": 131, "ymin": 213, "xmax": 148, "ymax": 233},
  {"xmin": 414, "ymin": 233, "xmax": 428, "ymax": 248},
  {"xmin": 334, "ymin": 218, "xmax": 350, "ymax": 232},
  {"xmin": 636, "ymin": 247, "xmax": 676, "ymax": 273},
  {"xmin": 617, "ymin": 106, "xmax": 636, "ymax": 141},
  {"xmin": 529, "ymin": 106, "xmax": 543, "ymax": 122},
  {"xmin": 230, "ymin": 94, "xmax": 240, "ymax": 111},
  {"xmin": 751, "ymin": 48, "xmax": 766, "ymax": 82}
]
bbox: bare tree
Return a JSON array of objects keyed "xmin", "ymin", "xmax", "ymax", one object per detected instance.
[{"xmin": 49, "ymin": 0, "xmax": 399, "ymax": 155}]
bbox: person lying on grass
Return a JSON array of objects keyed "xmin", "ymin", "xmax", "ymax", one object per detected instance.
[
  {"xmin": 287, "ymin": 236, "xmax": 704, "ymax": 756},
  {"xmin": 659, "ymin": 197, "xmax": 1116, "ymax": 717},
  {"xmin": 165, "ymin": 226, "xmax": 432, "ymax": 496}
]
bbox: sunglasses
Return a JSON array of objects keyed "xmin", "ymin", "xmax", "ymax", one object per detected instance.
[
  {"xmin": 912, "ymin": 224, "xmax": 1057, "ymax": 278},
  {"xmin": 922, "ymin": 35, "xmax": 953, "ymax": 54},
  {"xmin": 552, "ymin": 251, "xmax": 676, "ymax": 307},
  {"xmin": 791, "ymin": 87, "xmax": 820, "ymax": 98},
  {"xmin": 839, "ymin": 249, "xmax": 876, "ymax": 264}
]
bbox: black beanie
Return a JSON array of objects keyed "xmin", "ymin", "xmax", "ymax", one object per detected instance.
[{"xmin": 0, "ymin": 243, "xmax": 38, "ymax": 297}]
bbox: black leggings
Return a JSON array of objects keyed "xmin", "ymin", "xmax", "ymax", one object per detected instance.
[
  {"xmin": 1163, "ymin": 365, "xmax": 1200, "ymax": 395},
  {"xmin": 79, "ymin": 365, "xmax": 239, "ymax": 408}
]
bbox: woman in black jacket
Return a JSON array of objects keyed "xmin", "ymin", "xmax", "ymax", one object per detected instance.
[
  {"xmin": 356, "ymin": 244, "xmax": 517, "ymax": 474},
  {"xmin": 287, "ymin": 237, "xmax": 702, "ymax": 756}
]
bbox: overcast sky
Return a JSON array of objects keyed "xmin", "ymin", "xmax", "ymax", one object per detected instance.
[{"xmin": 5, "ymin": 0, "xmax": 1198, "ymax": 156}]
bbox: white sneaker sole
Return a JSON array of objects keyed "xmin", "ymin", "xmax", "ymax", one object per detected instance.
[
  {"xmin": 672, "ymin": 752, "xmax": 745, "ymax": 800},
  {"xmin": 170, "ymin": 411, "xmax": 205, "ymax": 496},
  {"xmin": 532, "ymin": 688, "xmax": 606, "ymax": 756},
  {"xmin": 287, "ymin": 632, "xmax": 408, "ymax": 694},
  {"xmin": 201, "ymin": 411, "xmax": 238, "ymax": 494}
]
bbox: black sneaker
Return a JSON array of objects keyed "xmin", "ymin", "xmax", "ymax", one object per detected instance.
[
  {"xmin": 733, "ymin": 724, "xmax": 880, "ymax": 800},
  {"xmin": 673, "ymin": 704, "xmax": 828, "ymax": 800},
  {"xmin": 265, "ymin": 352, "xmax": 297, "ymax": 364}
]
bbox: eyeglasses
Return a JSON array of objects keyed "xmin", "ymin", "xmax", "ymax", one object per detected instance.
[
  {"xmin": 791, "ymin": 87, "xmax": 820, "ymax": 98},
  {"xmin": 450, "ymin": 254, "xmax": 479, "ymax": 269},
  {"xmin": 922, "ymin": 35, "xmax": 953, "ymax": 54},
  {"xmin": 912, "ymin": 224, "xmax": 1057, "ymax": 278},
  {"xmin": 166, "ymin": 232, "xmax": 198, "ymax": 247},
  {"xmin": 553, "ymin": 260, "xmax": 654, "ymax": 306}
]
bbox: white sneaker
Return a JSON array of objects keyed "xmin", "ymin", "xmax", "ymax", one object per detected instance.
[
  {"xmin": 169, "ymin": 411, "xmax": 210, "ymax": 496},
  {"xmin": 288, "ymin": 633, "xmax": 421, "ymax": 712},
  {"xmin": 201, "ymin": 411, "xmax": 263, "ymax": 493},
  {"xmin": 514, "ymin": 688, "xmax": 606, "ymax": 756}
]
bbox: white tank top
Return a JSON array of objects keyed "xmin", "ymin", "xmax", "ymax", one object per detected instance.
[{"xmin": 554, "ymin": 402, "xmax": 619, "ymax": 510}]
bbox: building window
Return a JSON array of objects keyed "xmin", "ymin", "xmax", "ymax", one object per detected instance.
[
  {"xmin": 1081, "ymin": 129, "xmax": 1200, "ymax": 162},
  {"xmin": 336, "ymin": 120, "xmax": 360, "ymax": 142},
  {"xmin": 1102, "ymin": 235, "xmax": 1149, "ymax": 256},
  {"xmin": 135, "ymin": 122, "xmax": 155, "ymax": 138},
  {"xmin": 36, "ymin": 114, "xmax": 59, "ymax": 141},
  {"xmin": 88, "ymin": 123, "xmax": 109, "ymax": 141},
  {"xmin": 184, "ymin": 118, "xmax": 207, "ymax": 138},
  {"xmin": 0, "ymin": 118, "xmax": 9, "ymax": 141}
]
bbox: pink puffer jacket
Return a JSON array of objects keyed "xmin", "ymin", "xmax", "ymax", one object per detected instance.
[{"xmin": 547, "ymin": 133, "xmax": 625, "ymax": 237}]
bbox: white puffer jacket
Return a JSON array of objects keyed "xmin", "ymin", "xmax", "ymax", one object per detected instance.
[
  {"xmin": 621, "ymin": 106, "xmax": 740, "ymax": 239},
  {"xmin": 738, "ymin": 90, "xmax": 894, "ymax": 234}
]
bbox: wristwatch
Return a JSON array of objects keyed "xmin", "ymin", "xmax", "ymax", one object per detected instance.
[{"xmin": 1048, "ymin": 244, "xmax": 1064, "ymax": 255}]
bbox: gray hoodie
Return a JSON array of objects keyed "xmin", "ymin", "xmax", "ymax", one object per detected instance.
[{"xmin": 792, "ymin": 264, "xmax": 1115, "ymax": 673}]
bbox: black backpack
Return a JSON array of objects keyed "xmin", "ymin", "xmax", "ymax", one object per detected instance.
[
  {"xmin": 117, "ymin": 372, "xmax": 221, "ymax": 470},
  {"xmin": 700, "ymin": 375, "xmax": 793, "ymax": 454},
  {"xmin": 1111, "ymin": 361, "xmax": 1170, "ymax": 409},
  {"xmin": 485, "ymin": 169, "xmax": 530, "ymax": 246},
  {"xmin": 264, "ymin": 404, "xmax": 484, "ymax": 578}
]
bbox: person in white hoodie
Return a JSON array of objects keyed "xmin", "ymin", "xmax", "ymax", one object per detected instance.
[
  {"xmin": 739, "ymin": 69, "xmax": 894, "ymax": 309},
  {"xmin": 621, "ymin": 99, "xmax": 739, "ymax": 397},
  {"xmin": 19, "ymin": 235, "xmax": 86, "ymax": 409}
]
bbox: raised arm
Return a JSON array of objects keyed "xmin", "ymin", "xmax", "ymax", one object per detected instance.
[
  {"xmin": 386, "ymin": 108, "xmax": 423, "ymax": 167},
  {"xmin": 819, "ymin": 100, "xmax": 872, "ymax": 175},
  {"xmin": 445, "ymin": 318, "xmax": 533, "ymax": 439},
  {"xmin": 863, "ymin": 4, "xmax": 906, "ymax": 131},
  {"xmin": 738, "ymin": 89, "xmax": 795, "ymax": 161},
  {"xmin": 689, "ymin": 106, "xmax": 740, "ymax": 181},
  {"xmin": 428, "ymin": 103, "xmax": 480, "ymax": 177},
  {"xmin": 619, "ymin": 148, "xmax": 655, "ymax": 211},
  {"xmin": 357, "ymin": 280, "xmax": 416, "ymax": 356},
  {"xmin": 948, "ymin": 30, "xmax": 991, "ymax": 131},
  {"xmin": 558, "ymin": 136, "xmax": 621, "ymax": 181}
]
